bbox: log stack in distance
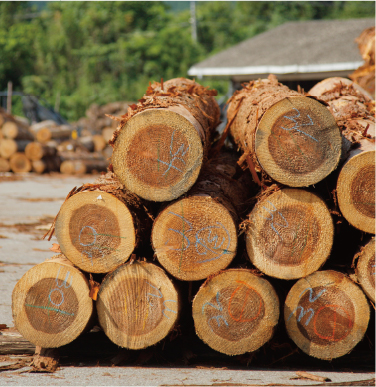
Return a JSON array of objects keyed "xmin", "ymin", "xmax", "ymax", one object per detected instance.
[
  {"xmin": 355, "ymin": 237, "xmax": 375, "ymax": 303},
  {"xmin": 192, "ymin": 269, "xmax": 279, "ymax": 356},
  {"xmin": 111, "ymin": 78, "xmax": 220, "ymax": 202},
  {"xmin": 284, "ymin": 270, "xmax": 370, "ymax": 360},
  {"xmin": 96, "ymin": 261, "xmax": 179, "ymax": 350},
  {"xmin": 152, "ymin": 152, "xmax": 252, "ymax": 281},
  {"xmin": 245, "ymin": 188, "xmax": 333, "ymax": 280},
  {"xmin": 227, "ymin": 75, "xmax": 342, "ymax": 187},
  {"xmin": 12, "ymin": 255, "xmax": 93, "ymax": 348},
  {"xmin": 55, "ymin": 173, "xmax": 148, "ymax": 273}
]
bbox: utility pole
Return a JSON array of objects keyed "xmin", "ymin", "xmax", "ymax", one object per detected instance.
[{"xmin": 190, "ymin": 1, "xmax": 197, "ymax": 43}]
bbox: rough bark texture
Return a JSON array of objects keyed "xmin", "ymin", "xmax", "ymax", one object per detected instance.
[
  {"xmin": 228, "ymin": 75, "xmax": 342, "ymax": 187},
  {"xmin": 110, "ymin": 78, "xmax": 220, "ymax": 202},
  {"xmin": 12, "ymin": 255, "xmax": 94, "ymax": 348},
  {"xmin": 97, "ymin": 260, "xmax": 180, "ymax": 349},
  {"xmin": 284, "ymin": 270, "xmax": 370, "ymax": 360},
  {"xmin": 245, "ymin": 188, "xmax": 334, "ymax": 280},
  {"xmin": 192, "ymin": 269, "xmax": 279, "ymax": 355},
  {"xmin": 152, "ymin": 150, "xmax": 255, "ymax": 281}
]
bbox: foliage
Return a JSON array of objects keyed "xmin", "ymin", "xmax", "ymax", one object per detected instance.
[{"xmin": 0, "ymin": 1, "xmax": 374, "ymax": 121}]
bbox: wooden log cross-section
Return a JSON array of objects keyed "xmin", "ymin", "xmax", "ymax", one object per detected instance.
[
  {"xmin": 152, "ymin": 152, "xmax": 253, "ymax": 281},
  {"xmin": 111, "ymin": 78, "xmax": 220, "ymax": 201},
  {"xmin": 227, "ymin": 75, "xmax": 342, "ymax": 187},
  {"xmin": 96, "ymin": 261, "xmax": 179, "ymax": 350},
  {"xmin": 12, "ymin": 255, "xmax": 94, "ymax": 348},
  {"xmin": 245, "ymin": 188, "xmax": 333, "ymax": 280},
  {"xmin": 355, "ymin": 237, "xmax": 375, "ymax": 303},
  {"xmin": 54, "ymin": 172, "xmax": 150, "ymax": 273},
  {"xmin": 9, "ymin": 152, "xmax": 32, "ymax": 173},
  {"xmin": 192, "ymin": 269, "xmax": 279, "ymax": 356},
  {"xmin": 284, "ymin": 270, "xmax": 370, "ymax": 360}
]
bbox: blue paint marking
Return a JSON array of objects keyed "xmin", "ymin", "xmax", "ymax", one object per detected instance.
[
  {"xmin": 202, "ymin": 291, "xmax": 229, "ymax": 332},
  {"xmin": 280, "ymin": 108, "xmax": 318, "ymax": 142},
  {"xmin": 79, "ymin": 225, "xmax": 97, "ymax": 247},
  {"xmin": 146, "ymin": 282, "xmax": 177, "ymax": 318},
  {"xmin": 259, "ymin": 200, "xmax": 289, "ymax": 239},
  {"xmin": 25, "ymin": 303, "xmax": 75, "ymax": 317}
]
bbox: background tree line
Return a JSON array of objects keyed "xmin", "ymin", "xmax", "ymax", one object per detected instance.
[{"xmin": 0, "ymin": 1, "xmax": 374, "ymax": 122}]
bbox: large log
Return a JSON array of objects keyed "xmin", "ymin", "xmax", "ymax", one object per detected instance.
[
  {"xmin": 355, "ymin": 237, "xmax": 375, "ymax": 303},
  {"xmin": 12, "ymin": 255, "xmax": 94, "ymax": 348},
  {"xmin": 111, "ymin": 78, "xmax": 220, "ymax": 201},
  {"xmin": 1, "ymin": 121, "xmax": 34, "ymax": 141},
  {"xmin": 97, "ymin": 260, "xmax": 179, "ymax": 349},
  {"xmin": 54, "ymin": 172, "xmax": 150, "ymax": 273},
  {"xmin": 9, "ymin": 152, "xmax": 32, "ymax": 173},
  {"xmin": 0, "ymin": 139, "xmax": 30, "ymax": 159},
  {"xmin": 284, "ymin": 270, "xmax": 370, "ymax": 360},
  {"xmin": 152, "ymin": 151, "xmax": 253, "ymax": 281},
  {"xmin": 245, "ymin": 188, "xmax": 333, "ymax": 280},
  {"xmin": 192, "ymin": 269, "xmax": 279, "ymax": 356},
  {"xmin": 227, "ymin": 75, "xmax": 342, "ymax": 187}
]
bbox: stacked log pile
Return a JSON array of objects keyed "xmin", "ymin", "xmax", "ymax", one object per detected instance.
[{"xmin": 10, "ymin": 75, "xmax": 375, "ymax": 368}]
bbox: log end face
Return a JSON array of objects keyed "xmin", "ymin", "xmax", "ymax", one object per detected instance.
[
  {"xmin": 112, "ymin": 109, "xmax": 203, "ymax": 202},
  {"xmin": 255, "ymin": 96, "xmax": 341, "ymax": 187},
  {"xmin": 356, "ymin": 238, "xmax": 375, "ymax": 303}
]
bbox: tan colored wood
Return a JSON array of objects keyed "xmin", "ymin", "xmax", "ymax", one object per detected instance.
[
  {"xmin": 102, "ymin": 145, "xmax": 112, "ymax": 160},
  {"xmin": 0, "ymin": 157, "xmax": 10, "ymax": 172},
  {"xmin": 228, "ymin": 76, "xmax": 342, "ymax": 187},
  {"xmin": 111, "ymin": 78, "xmax": 220, "ymax": 202},
  {"xmin": 55, "ymin": 191, "xmax": 138, "ymax": 273},
  {"xmin": 356, "ymin": 238, "xmax": 375, "ymax": 303},
  {"xmin": 246, "ymin": 188, "xmax": 333, "ymax": 280},
  {"xmin": 59, "ymin": 158, "xmax": 107, "ymax": 175},
  {"xmin": 102, "ymin": 127, "xmax": 114, "ymax": 143},
  {"xmin": 9, "ymin": 153, "xmax": 32, "ymax": 173},
  {"xmin": 35, "ymin": 124, "xmax": 72, "ymax": 143},
  {"xmin": 0, "ymin": 138, "xmax": 17, "ymax": 159},
  {"xmin": 32, "ymin": 156, "xmax": 61, "ymax": 174},
  {"xmin": 1, "ymin": 121, "xmax": 33, "ymax": 141},
  {"xmin": 12, "ymin": 255, "xmax": 94, "ymax": 348},
  {"xmin": 25, "ymin": 142, "xmax": 57, "ymax": 161},
  {"xmin": 97, "ymin": 261, "xmax": 179, "ymax": 349},
  {"xmin": 192, "ymin": 269, "xmax": 279, "ymax": 356},
  {"xmin": 92, "ymin": 134, "xmax": 106, "ymax": 151},
  {"xmin": 337, "ymin": 144, "xmax": 375, "ymax": 234},
  {"xmin": 284, "ymin": 270, "xmax": 370, "ymax": 360}
]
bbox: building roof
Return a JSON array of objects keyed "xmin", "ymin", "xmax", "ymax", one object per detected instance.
[{"xmin": 188, "ymin": 18, "xmax": 375, "ymax": 81}]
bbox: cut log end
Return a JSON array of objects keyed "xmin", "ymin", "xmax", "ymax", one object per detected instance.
[
  {"xmin": 112, "ymin": 108, "xmax": 203, "ymax": 202},
  {"xmin": 246, "ymin": 188, "xmax": 333, "ymax": 280},
  {"xmin": 12, "ymin": 256, "xmax": 93, "ymax": 348},
  {"xmin": 255, "ymin": 96, "xmax": 342, "ymax": 187},
  {"xmin": 337, "ymin": 150, "xmax": 375, "ymax": 234},
  {"xmin": 152, "ymin": 196, "xmax": 237, "ymax": 281},
  {"xmin": 97, "ymin": 261, "xmax": 179, "ymax": 350},
  {"xmin": 55, "ymin": 191, "xmax": 136, "ymax": 273},
  {"xmin": 356, "ymin": 238, "xmax": 375, "ymax": 303},
  {"xmin": 284, "ymin": 270, "xmax": 370, "ymax": 360},
  {"xmin": 192, "ymin": 269, "xmax": 279, "ymax": 356},
  {"xmin": 9, "ymin": 153, "xmax": 32, "ymax": 173}
]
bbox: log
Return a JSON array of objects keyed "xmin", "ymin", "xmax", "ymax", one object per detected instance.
[
  {"xmin": 59, "ymin": 158, "xmax": 108, "ymax": 175},
  {"xmin": 152, "ymin": 152, "xmax": 253, "ymax": 281},
  {"xmin": 31, "ymin": 157, "xmax": 61, "ymax": 174},
  {"xmin": 1, "ymin": 121, "xmax": 34, "ymax": 141},
  {"xmin": 192, "ymin": 269, "xmax": 279, "ymax": 356},
  {"xmin": 0, "ymin": 138, "xmax": 30, "ymax": 159},
  {"xmin": 284, "ymin": 270, "xmax": 370, "ymax": 360},
  {"xmin": 31, "ymin": 121, "xmax": 72, "ymax": 143},
  {"xmin": 111, "ymin": 78, "xmax": 220, "ymax": 201},
  {"xmin": 92, "ymin": 134, "xmax": 107, "ymax": 151},
  {"xmin": 355, "ymin": 237, "xmax": 375, "ymax": 303},
  {"xmin": 54, "ymin": 172, "xmax": 150, "ymax": 273},
  {"xmin": 12, "ymin": 255, "xmax": 94, "ymax": 348},
  {"xmin": 227, "ymin": 75, "xmax": 342, "ymax": 187},
  {"xmin": 102, "ymin": 127, "xmax": 114, "ymax": 143},
  {"xmin": 245, "ymin": 188, "xmax": 333, "ymax": 280},
  {"xmin": 96, "ymin": 260, "xmax": 179, "ymax": 349},
  {"xmin": 337, "ymin": 136, "xmax": 375, "ymax": 234},
  {"xmin": 9, "ymin": 153, "xmax": 32, "ymax": 173},
  {"xmin": 0, "ymin": 157, "xmax": 10, "ymax": 172},
  {"xmin": 25, "ymin": 142, "xmax": 57, "ymax": 161}
]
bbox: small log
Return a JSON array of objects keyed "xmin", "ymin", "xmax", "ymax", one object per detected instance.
[
  {"xmin": 32, "ymin": 122, "xmax": 72, "ymax": 143},
  {"xmin": 92, "ymin": 134, "xmax": 107, "ymax": 151},
  {"xmin": 192, "ymin": 269, "xmax": 279, "ymax": 356},
  {"xmin": 1, "ymin": 121, "xmax": 34, "ymax": 141},
  {"xmin": 25, "ymin": 142, "xmax": 57, "ymax": 161},
  {"xmin": 55, "ymin": 172, "xmax": 150, "ymax": 273},
  {"xmin": 355, "ymin": 237, "xmax": 375, "ymax": 303},
  {"xmin": 31, "ymin": 346, "xmax": 59, "ymax": 372},
  {"xmin": 111, "ymin": 78, "xmax": 220, "ymax": 202},
  {"xmin": 12, "ymin": 255, "xmax": 94, "ymax": 348},
  {"xmin": 9, "ymin": 152, "xmax": 32, "ymax": 173},
  {"xmin": 102, "ymin": 127, "xmax": 114, "ymax": 143},
  {"xmin": 0, "ymin": 157, "xmax": 10, "ymax": 172},
  {"xmin": 59, "ymin": 158, "xmax": 108, "ymax": 175},
  {"xmin": 152, "ymin": 152, "xmax": 253, "ymax": 281},
  {"xmin": 228, "ymin": 75, "xmax": 342, "ymax": 187},
  {"xmin": 0, "ymin": 138, "xmax": 30, "ymax": 159},
  {"xmin": 245, "ymin": 188, "xmax": 333, "ymax": 280},
  {"xmin": 284, "ymin": 270, "xmax": 370, "ymax": 360},
  {"xmin": 97, "ymin": 260, "xmax": 179, "ymax": 349}
]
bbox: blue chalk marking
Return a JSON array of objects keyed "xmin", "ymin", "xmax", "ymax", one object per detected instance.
[
  {"xmin": 25, "ymin": 303, "xmax": 75, "ymax": 317},
  {"xmin": 281, "ymin": 108, "xmax": 318, "ymax": 142}
]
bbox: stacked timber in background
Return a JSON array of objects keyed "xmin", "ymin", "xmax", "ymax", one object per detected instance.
[{"xmin": 11, "ymin": 75, "xmax": 375, "ymax": 366}]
